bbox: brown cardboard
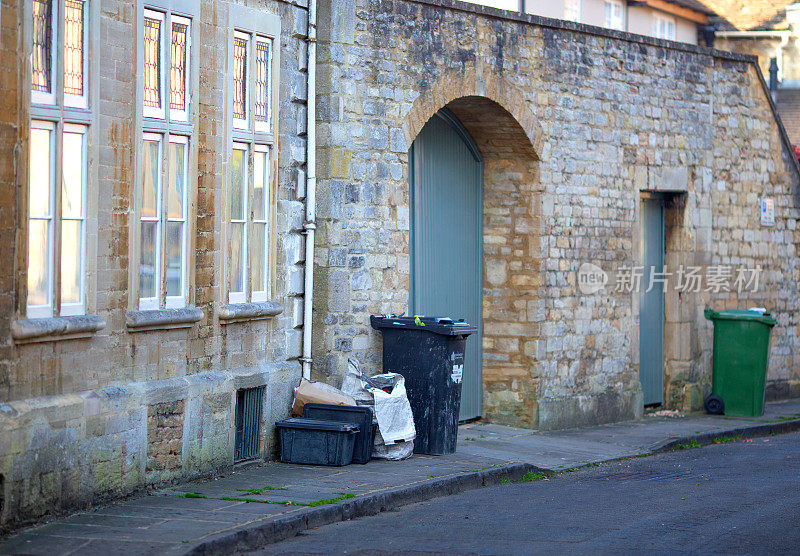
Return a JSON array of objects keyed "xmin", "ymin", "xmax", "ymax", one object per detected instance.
[{"xmin": 291, "ymin": 378, "xmax": 357, "ymax": 415}]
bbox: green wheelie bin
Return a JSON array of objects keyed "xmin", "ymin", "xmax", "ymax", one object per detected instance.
[{"xmin": 703, "ymin": 308, "xmax": 777, "ymax": 417}]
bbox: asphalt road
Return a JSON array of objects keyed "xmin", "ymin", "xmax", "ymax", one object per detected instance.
[{"xmin": 253, "ymin": 431, "xmax": 800, "ymax": 555}]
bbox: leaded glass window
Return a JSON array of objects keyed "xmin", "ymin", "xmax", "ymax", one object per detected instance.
[
  {"xmin": 32, "ymin": 0, "xmax": 53, "ymax": 95},
  {"xmin": 63, "ymin": 0, "xmax": 84, "ymax": 97},
  {"xmin": 254, "ymin": 38, "xmax": 271, "ymax": 127},
  {"xmin": 143, "ymin": 14, "xmax": 162, "ymax": 110},
  {"xmin": 170, "ymin": 21, "xmax": 188, "ymax": 113},
  {"xmin": 233, "ymin": 35, "xmax": 248, "ymax": 123}
]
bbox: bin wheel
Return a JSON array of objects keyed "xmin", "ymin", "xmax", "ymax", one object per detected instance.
[{"xmin": 704, "ymin": 394, "xmax": 724, "ymax": 415}]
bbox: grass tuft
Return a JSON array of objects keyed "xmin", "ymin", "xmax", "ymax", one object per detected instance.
[
  {"xmin": 307, "ymin": 493, "xmax": 355, "ymax": 507},
  {"xmin": 519, "ymin": 471, "xmax": 547, "ymax": 482},
  {"xmin": 676, "ymin": 439, "xmax": 701, "ymax": 450},
  {"xmin": 712, "ymin": 435, "xmax": 742, "ymax": 444},
  {"xmin": 226, "ymin": 485, "xmax": 288, "ymax": 495}
]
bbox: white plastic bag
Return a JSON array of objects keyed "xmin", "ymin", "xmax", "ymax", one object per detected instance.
[{"xmin": 341, "ymin": 358, "xmax": 416, "ymax": 460}]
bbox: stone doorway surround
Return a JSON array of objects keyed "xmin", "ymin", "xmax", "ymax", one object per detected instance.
[{"xmin": 404, "ymin": 75, "xmax": 544, "ymax": 428}]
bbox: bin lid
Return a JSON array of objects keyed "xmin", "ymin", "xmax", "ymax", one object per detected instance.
[
  {"xmin": 370, "ymin": 315, "xmax": 478, "ymax": 336},
  {"xmin": 704, "ymin": 307, "xmax": 777, "ymax": 327},
  {"xmin": 275, "ymin": 418, "xmax": 359, "ymax": 432}
]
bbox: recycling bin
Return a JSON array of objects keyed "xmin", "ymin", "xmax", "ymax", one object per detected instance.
[
  {"xmin": 370, "ymin": 315, "xmax": 478, "ymax": 455},
  {"xmin": 703, "ymin": 308, "xmax": 777, "ymax": 417}
]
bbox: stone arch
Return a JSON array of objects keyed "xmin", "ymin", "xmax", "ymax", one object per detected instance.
[
  {"xmin": 402, "ymin": 71, "xmax": 543, "ymax": 159},
  {"xmin": 405, "ymin": 81, "xmax": 544, "ymax": 428}
]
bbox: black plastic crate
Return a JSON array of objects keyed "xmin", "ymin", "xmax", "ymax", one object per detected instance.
[
  {"xmin": 275, "ymin": 418, "xmax": 358, "ymax": 466},
  {"xmin": 302, "ymin": 403, "xmax": 376, "ymax": 464}
]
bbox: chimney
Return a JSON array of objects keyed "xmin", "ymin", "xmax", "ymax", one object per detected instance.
[{"xmin": 769, "ymin": 57, "xmax": 779, "ymax": 102}]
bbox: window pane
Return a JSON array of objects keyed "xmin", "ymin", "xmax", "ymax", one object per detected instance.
[
  {"xmin": 254, "ymin": 39, "xmax": 270, "ymax": 123},
  {"xmin": 229, "ymin": 148, "xmax": 246, "ymax": 220},
  {"xmin": 29, "ymin": 127, "xmax": 52, "ymax": 218},
  {"xmin": 62, "ymin": 130, "xmax": 84, "ymax": 218},
  {"xmin": 233, "ymin": 36, "xmax": 247, "ymax": 120},
  {"xmin": 139, "ymin": 221, "xmax": 157, "ymax": 299},
  {"xmin": 170, "ymin": 21, "xmax": 188, "ymax": 112},
  {"xmin": 252, "ymin": 222, "xmax": 266, "ymax": 294},
  {"xmin": 32, "ymin": 0, "xmax": 52, "ymax": 93},
  {"xmin": 143, "ymin": 16, "xmax": 162, "ymax": 109},
  {"xmin": 60, "ymin": 219, "xmax": 82, "ymax": 305},
  {"xmin": 141, "ymin": 138, "xmax": 160, "ymax": 218},
  {"xmin": 167, "ymin": 140, "xmax": 186, "ymax": 219},
  {"xmin": 229, "ymin": 222, "xmax": 245, "ymax": 294},
  {"xmin": 27, "ymin": 219, "xmax": 50, "ymax": 307},
  {"xmin": 166, "ymin": 221, "xmax": 183, "ymax": 297},
  {"xmin": 253, "ymin": 149, "xmax": 267, "ymax": 221},
  {"xmin": 64, "ymin": 0, "xmax": 84, "ymax": 96}
]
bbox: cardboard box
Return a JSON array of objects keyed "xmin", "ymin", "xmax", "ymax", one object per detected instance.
[{"xmin": 291, "ymin": 378, "xmax": 357, "ymax": 416}]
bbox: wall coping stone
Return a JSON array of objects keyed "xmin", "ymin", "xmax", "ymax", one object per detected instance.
[
  {"xmin": 397, "ymin": 0, "xmax": 800, "ymax": 181},
  {"xmin": 218, "ymin": 301, "xmax": 284, "ymax": 323},
  {"xmin": 11, "ymin": 314, "xmax": 106, "ymax": 343},
  {"xmin": 407, "ymin": 0, "xmax": 756, "ymax": 63},
  {"xmin": 126, "ymin": 307, "xmax": 204, "ymax": 332}
]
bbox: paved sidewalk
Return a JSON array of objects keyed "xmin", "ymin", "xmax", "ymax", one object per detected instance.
[{"xmin": 2, "ymin": 399, "xmax": 799, "ymax": 555}]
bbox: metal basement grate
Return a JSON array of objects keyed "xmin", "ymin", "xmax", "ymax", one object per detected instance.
[
  {"xmin": 235, "ymin": 386, "xmax": 265, "ymax": 462},
  {"xmin": 586, "ymin": 471, "xmax": 689, "ymax": 482}
]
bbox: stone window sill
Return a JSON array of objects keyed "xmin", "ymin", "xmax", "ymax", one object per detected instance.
[
  {"xmin": 126, "ymin": 307, "xmax": 204, "ymax": 332},
  {"xmin": 218, "ymin": 301, "xmax": 283, "ymax": 323},
  {"xmin": 12, "ymin": 314, "xmax": 106, "ymax": 344}
]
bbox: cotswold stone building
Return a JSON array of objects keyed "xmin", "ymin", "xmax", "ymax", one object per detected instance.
[
  {"xmin": 2, "ymin": 0, "xmax": 800, "ymax": 533},
  {"xmin": 0, "ymin": 0, "xmax": 310, "ymax": 530},
  {"xmin": 311, "ymin": 0, "xmax": 800, "ymax": 429}
]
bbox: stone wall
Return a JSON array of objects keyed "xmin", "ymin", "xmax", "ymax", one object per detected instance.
[
  {"xmin": 312, "ymin": 0, "xmax": 800, "ymax": 430},
  {"xmin": 0, "ymin": 0, "xmax": 308, "ymax": 530}
]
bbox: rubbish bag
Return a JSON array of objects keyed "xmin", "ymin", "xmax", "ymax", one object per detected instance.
[{"xmin": 341, "ymin": 358, "xmax": 416, "ymax": 460}]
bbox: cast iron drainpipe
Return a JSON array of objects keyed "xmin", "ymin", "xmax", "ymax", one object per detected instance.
[{"xmin": 301, "ymin": 0, "xmax": 317, "ymax": 380}]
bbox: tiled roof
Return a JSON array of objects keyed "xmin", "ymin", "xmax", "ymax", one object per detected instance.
[{"xmin": 682, "ymin": 0, "xmax": 797, "ymax": 32}]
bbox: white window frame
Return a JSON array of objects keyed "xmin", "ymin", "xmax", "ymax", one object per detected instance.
[
  {"xmin": 224, "ymin": 8, "xmax": 279, "ymax": 309},
  {"xmin": 253, "ymin": 36, "xmax": 272, "ymax": 134},
  {"xmin": 251, "ymin": 143, "xmax": 270, "ymax": 302},
  {"xmin": 59, "ymin": 122, "xmax": 88, "ymax": 316},
  {"xmin": 604, "ymin": 0, "xmax": 624, "ymax": 31},
  {"xmin": 26, "ymin": 0, "xmax": 92, "ymax": 321},
  {"xmin": 135, "ymin": 4, "xmax": 195, "ymax": 312},
  {"xmin": 564, "ymin": 0, "xmax": 580, "ymax": 23},
  {"xmin": 138, "ymin": 132, "xmax": 163, "ymax": 311},
  {"xmin": 165, "ymin": 134, "xmax": 188, "ymax": 308},
  {"xmin": 143, "ymin": 8, "xmax": 165, "ymax": 120},
  {"xmin": 63, "ymin": 0, "xmax": 88, "ymax": 110},
  {"xmin": 31, "ymin": 0, "xmax": 58, "ymax": 106},
  {"xmin": 653, "ymin": 13, "xmax": 676, "ymax": 41},
  {"xmin": 27, "ymin": 120, "xmax": 57, "ymax": 319},
  {"xmin": 169, "ymin": 14, "xmax": 191, "ymax": 122},
  {"xmin": 229, "ymin": 142, "xmax": 249, "ymax": 305},
  {"xmin": 232, "ymin": 30, "xmax": 250, "ymax": 131}
]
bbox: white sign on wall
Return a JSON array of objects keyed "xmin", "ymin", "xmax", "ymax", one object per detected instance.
[{"xmin": 761, "ymin": 198, "xmax": 775, "ymax": 226}]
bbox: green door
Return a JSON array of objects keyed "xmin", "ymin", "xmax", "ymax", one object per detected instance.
[
  {"xmin": 409, "ymin": 110, "xmax": 483, "ymax": 421},
  {"xmin": 640, "ymin": 197, "xmax": 665, "ymax": 406}
]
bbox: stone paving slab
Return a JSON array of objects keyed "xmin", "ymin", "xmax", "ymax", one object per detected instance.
[{"xmin": 2, "ymin": 399, "xmax": 799, "ymax": 556}]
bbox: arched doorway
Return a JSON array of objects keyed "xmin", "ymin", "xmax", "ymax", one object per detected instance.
[{"xmin": 409, "ymin": 109, "xmax": 484, "ymax": 420}]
